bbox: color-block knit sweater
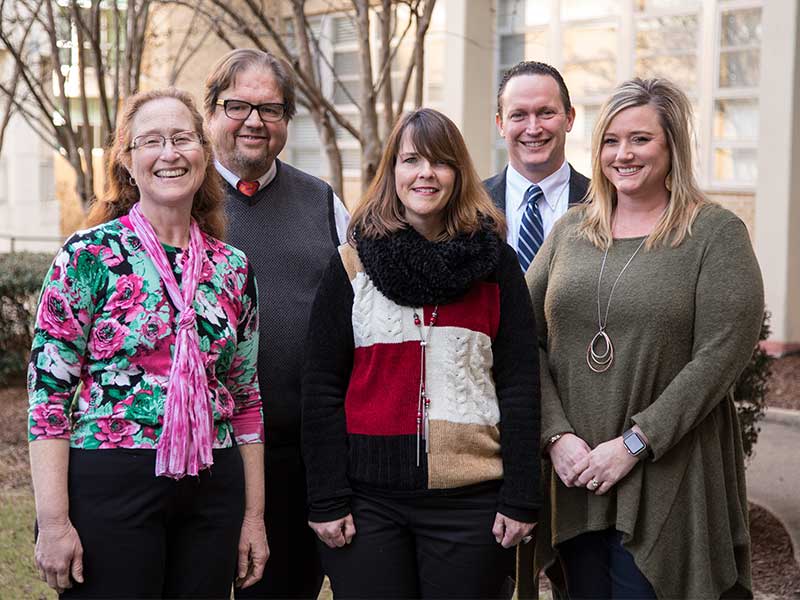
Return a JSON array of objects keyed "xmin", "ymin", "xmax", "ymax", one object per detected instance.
[{"xmin": 303, "ymin": 229, "xmax": 542, "ymax": 523}]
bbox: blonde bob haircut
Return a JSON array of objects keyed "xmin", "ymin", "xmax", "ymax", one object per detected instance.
[
  {"xmin": 580, "ymin": 77, "xmax": 708, "ymax": 250},
  {"xmin": 348, "ymin": 108, "xmax": 506, "ymax": 243},
  {"xmin": 87, "ymin": 88, "xmax": 227, "ymax": 239}
]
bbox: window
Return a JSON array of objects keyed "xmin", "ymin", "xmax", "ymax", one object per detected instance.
[
  {"xmin": 493, "ymin": 0, "xmax": 763, "ymax": 190},
  {"xmin": 712, "ymin": 4, "xmax": 762, "ymax": 185}
]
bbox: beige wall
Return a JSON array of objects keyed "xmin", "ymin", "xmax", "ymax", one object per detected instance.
[{"xmin": 755, "ymin": 0, "xmax": 800, "ymax": 348}]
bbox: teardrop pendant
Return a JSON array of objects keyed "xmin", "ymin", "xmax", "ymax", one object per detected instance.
[{"xmin": 586, "ymin": 329, "xmax": 614, "ymax": 373}]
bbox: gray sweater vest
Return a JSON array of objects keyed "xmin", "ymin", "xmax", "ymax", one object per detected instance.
[{"xmin": 223, "ymin": 159, "xmax": 338, "ymax": 447}]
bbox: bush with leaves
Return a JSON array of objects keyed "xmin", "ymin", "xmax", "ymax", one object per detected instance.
[
  {"xmin": 733, "ymin": 311, "xmax": 773, "ymax": 461},
  {"xmin": 0, "ymin": 252, "xmax": 53, "ymax": 386}
]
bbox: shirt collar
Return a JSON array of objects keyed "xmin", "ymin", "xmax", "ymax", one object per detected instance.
[
  {"xmin": 507, "ymin": 160, "xmax": 570, "ymax": 211},
  {"xmin": 214, "ymin": 159, "xmax": 277, "ymax": 191}
]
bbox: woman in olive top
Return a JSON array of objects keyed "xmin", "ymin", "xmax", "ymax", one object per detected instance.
[{"xmin": 527, "ymin": 78, "xmax": 763, "ymax": 599}]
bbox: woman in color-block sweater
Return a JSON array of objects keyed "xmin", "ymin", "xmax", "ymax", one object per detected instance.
[
  {"xmin": 28, "ymin": 89, "xmax": 267, "ymax": 597},
  {"xmin": 527, "ymin": 78, "xmax": 764, "ymax": 599},
  {"xmin": 302, "ymin": 108, "xmax": 542, "ymax": 598}
]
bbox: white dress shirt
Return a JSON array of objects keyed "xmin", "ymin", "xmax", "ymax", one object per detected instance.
[
  {"xmin": 504, "ymin": 161, "xmax": 571, "ymax": 254},
  {"xmin": 215, "ymin": 159, "xmax": 350, "ymax": 244}
]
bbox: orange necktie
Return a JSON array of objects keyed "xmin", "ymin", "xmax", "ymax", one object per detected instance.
[{"xmin": 237, "ymin": 180, "xmax": 260, "ymax": 197}]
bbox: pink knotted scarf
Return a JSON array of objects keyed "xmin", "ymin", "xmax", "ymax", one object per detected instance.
[{"xmin": 129, "ymin": 203, "xmax": 213, "ymax": 479}]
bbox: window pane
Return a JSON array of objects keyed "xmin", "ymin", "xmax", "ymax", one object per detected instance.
[
  {"xmin": 576, "ymin": 103, "xmax": 601, "ymax": 146},
  {"xmin": 497, "ymin": 0, "xmax": 526, "ymax": 30},
  {"xmin": 562, "ymin": 0, "xmax": 619, "ymax": 21},
  {"xmin": 636, "ymin": 15, "xmax": 698, "ymax": 53},
  {"xmin": 713, "ymin": 147, "xmax": 757, "ymax": 184},
  {"xmin": 334, "ymin": 16, "xmax": 357, "ymax": 45},
  {"xmin": 334, "ymin": 50, "xmax": 359, "ymax": 76},
  {"xmin": 718, "ymin": 49, "xmax": 760, "ymax": 88},
  {"xmin": 714, "ymin": 99, "xmax": 759, "ymax": 140},
  {"xmin": 333, "ymin": 79, "xmax": 362, "ymax": 105},
  {"xmin": 292, "ymin": 150, "xmax": 323, "ymax": 175},
  {"xmin": 564, "ymin": 62, "xmax": 616, "ymax": 97},
  {"xmin": 290, "ymin": 116, "xmax": 319, "ymax": 146},
  {"xmin": 523, "ymin": 29, "xmax": 549, "ymax": 62},
  {"xmin": 634, "ymin": 0, "xmax": 699, "ymax": 11},
  {"xmin": 721, "ymin": 8, "xmax": 762, "ymax": 47},
  {"xmin": 564, "ymin": 24, "xmax": 617, "ymax": 97},
  {"xmin": 342, "ymin": 148, "xmax": 361, "ymax": 171},
  {"xmin": 635, "ymin": 56, "xmax": 697, "ymax": 91},
  {"xmin": 335, "ymin": 120, "xmax": 360, "ymax": 141},
  {"xmin": 524, "ymin": 0, "xmax": 550, "ymax": 27},
  {"xmin": 500, "ymin": 34, "xmax": 525, "ymax": 66}
]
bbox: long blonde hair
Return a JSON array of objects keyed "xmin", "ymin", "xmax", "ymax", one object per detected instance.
[
  {"xmin": 348, "ymin": 108, "xmax": 506, "ymax": 242},
  {"xmin": 580, "ymin": 78, "xmax": 708, "ymax": 249}
]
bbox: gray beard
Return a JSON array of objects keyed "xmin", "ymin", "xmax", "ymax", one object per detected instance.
[{"xmin": 228, "ymin": 151, "xmax": 272, "ymax": 178}]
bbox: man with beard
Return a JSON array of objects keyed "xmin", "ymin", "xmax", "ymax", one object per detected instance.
[
  {"xmin": 205, "ymin": 48, "xmax": 349, "ymax": 599},
  {"xmin": 485, "ymin": 61, "xmax": 589, "ymax": 273}
]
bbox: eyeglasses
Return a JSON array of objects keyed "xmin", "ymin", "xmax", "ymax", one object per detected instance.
[
  {"xmin": 216, "ymin": 99, "xmax": 286, "ymax": 122},
  {"xmin": 130, "ymin": 131, "xmax": 203, "ymax": 151}
]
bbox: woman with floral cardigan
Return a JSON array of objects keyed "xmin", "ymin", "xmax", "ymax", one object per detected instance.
[{"xmin": 28, "ymin": 88, "xmax": 267, "ymax": 597}]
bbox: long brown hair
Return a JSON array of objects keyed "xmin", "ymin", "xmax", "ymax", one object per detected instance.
[
  {"xmin": 581, "ymin": 78, "xmax": 708, "ymax": 250},
  {"xmin": 87, "ymin": 88, "xmax": 227, "ymax": 239},
  {"xmin": 348, "ymin": 108, "xmax": 505, "ymax": 243}
]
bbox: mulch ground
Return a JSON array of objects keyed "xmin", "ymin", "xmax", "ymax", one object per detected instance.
[
  {"xmin": 766, "ymin": 353, "xmax": 800, "ymax": 411},
  {"xmin": 2, "ymin": 354, "xmax": 799, "ymax": 595}
]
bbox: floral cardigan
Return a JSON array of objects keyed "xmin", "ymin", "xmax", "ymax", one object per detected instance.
[{"xmin": 27, "ymin": 216, "xmax": 263, "ymax": 450}]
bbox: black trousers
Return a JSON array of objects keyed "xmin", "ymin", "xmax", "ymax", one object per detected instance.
[
  {"xmin": 557, "ymin": 529, "xmax": 656, "ymax": 600},
  {"xmin": 318, "ymin": 485, "xmax": 516, "ymax": 599},
  {"xmin": 235, "ymin": 444, "xmax": 323, "ymax": 600},
  {"xmin": 60, "ymin": 447, "xmax": 244, "ymax": 599}
]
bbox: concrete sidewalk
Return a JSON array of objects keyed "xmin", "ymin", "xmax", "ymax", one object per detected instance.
[{"xmin": 746, "ymin": 407, "xmax": 800, "ymax": 564}]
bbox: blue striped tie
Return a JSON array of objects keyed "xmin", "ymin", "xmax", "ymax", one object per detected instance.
[{"xmin": 517, "ymin": 184, "xmax": 545, "ymax": 271}]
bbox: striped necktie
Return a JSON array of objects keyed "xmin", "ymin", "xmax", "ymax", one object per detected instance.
[{"xmin": 517, "ymin": 184, "xmax": 545, "ymax": 271}]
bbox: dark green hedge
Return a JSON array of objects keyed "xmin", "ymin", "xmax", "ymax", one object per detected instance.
[
  {"xmin": 0, "ymin": 252, "xmax": 53, "ymax": 386},
  {"xmin": 734, "ymin": 312, "xmax": 773, "ymax": 461}
]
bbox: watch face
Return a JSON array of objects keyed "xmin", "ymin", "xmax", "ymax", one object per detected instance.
[{"xmin": 625, "ymin": 433, "xmax": 646, "ymax": 455}]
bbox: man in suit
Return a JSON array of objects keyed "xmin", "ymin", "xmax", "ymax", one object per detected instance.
[{"xmin": 485, "ymin": 61, "xmax": 590, "ymax": 271}]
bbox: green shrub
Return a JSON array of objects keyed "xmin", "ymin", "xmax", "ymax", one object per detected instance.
[
  {"xmin": 734, "ymin": 311, "xmax": 772, "ymax": 461},
  {"xmin": 0, "ymin": 252, "xmax": 53, "ymax": 386}
]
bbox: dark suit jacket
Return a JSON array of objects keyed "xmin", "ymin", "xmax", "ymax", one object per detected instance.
[{"xmin": 483, "ymin": 164, "xmax": 590, "ymax": 212}]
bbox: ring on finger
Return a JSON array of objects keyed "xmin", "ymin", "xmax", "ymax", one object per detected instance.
[
  {"xmin": 589, "ymin": 478, "xmax": 600, "ymax": 490},
  {"xmin": 521, "ymin": 535, "xmax": 533, "ymax": 544}
]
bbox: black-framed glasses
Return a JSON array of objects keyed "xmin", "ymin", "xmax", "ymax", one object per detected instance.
[
  {"xmin": 216, "ymin": 99, "xmax": 286, "ymax": 122},
  {"xmin": 129, "ymin": 131, "xmax": 203, "ymax": 151}
]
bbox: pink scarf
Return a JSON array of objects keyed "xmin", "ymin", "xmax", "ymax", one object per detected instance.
[{"xmin": 129, "ymin": 203, "xmax": 213, "ymax": 478}]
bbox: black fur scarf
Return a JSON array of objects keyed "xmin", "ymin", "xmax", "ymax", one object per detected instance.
[{"xmin": 356, "ymin": 225, "xmax": 502, "ymax": 307}]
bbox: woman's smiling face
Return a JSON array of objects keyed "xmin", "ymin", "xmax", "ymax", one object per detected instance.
[
  {"xmin": 127, "ymin": 97, "xmax": 207, "ymax": 212},
  {"xmin": 600, "ymin": 103, "xmax": 671, "ymax": 204},
  {"xmin": 394, "ymin": 128, "xmax": 456, "ymax": 240}
]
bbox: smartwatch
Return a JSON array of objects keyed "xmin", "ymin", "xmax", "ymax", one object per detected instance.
[{"xmin": 623, "ymin": 428, "xmax": 648, "ymax": 457}]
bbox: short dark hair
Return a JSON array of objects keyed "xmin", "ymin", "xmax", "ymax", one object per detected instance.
[
  {"xmin": 204, "ymin": 48, "xmax": 297, "ymax": 121},
  {"xmin": 496, "ymin": 61, "xmax": 572, "ymax": 117}
]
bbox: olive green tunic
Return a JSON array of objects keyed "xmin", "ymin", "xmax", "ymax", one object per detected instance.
[{"xmin": 526, "ymin": 204, "xmax": 763, "ymax": 599}]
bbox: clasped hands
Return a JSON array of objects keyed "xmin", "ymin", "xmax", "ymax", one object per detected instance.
[{"xmin": 548, "ymin": 432, "xmax": 641, "ymax": 495}]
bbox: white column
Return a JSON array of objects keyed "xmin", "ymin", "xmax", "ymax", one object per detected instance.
[
  {"xmin": 440, "ymin": 0, "xmax": 495, "ymax": 178},
  {"xmin": 754, "ymin": 0, "xmax": 800, "ymax": 349}
]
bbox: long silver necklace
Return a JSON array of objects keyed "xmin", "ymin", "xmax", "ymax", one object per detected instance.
[
  {"xmin": 586, "ymin": 237, "xmax": 647, "ymax": 373},
  {"xmin": 413, "ymin": 305, "xmax": 438, "ymax": 466}
]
